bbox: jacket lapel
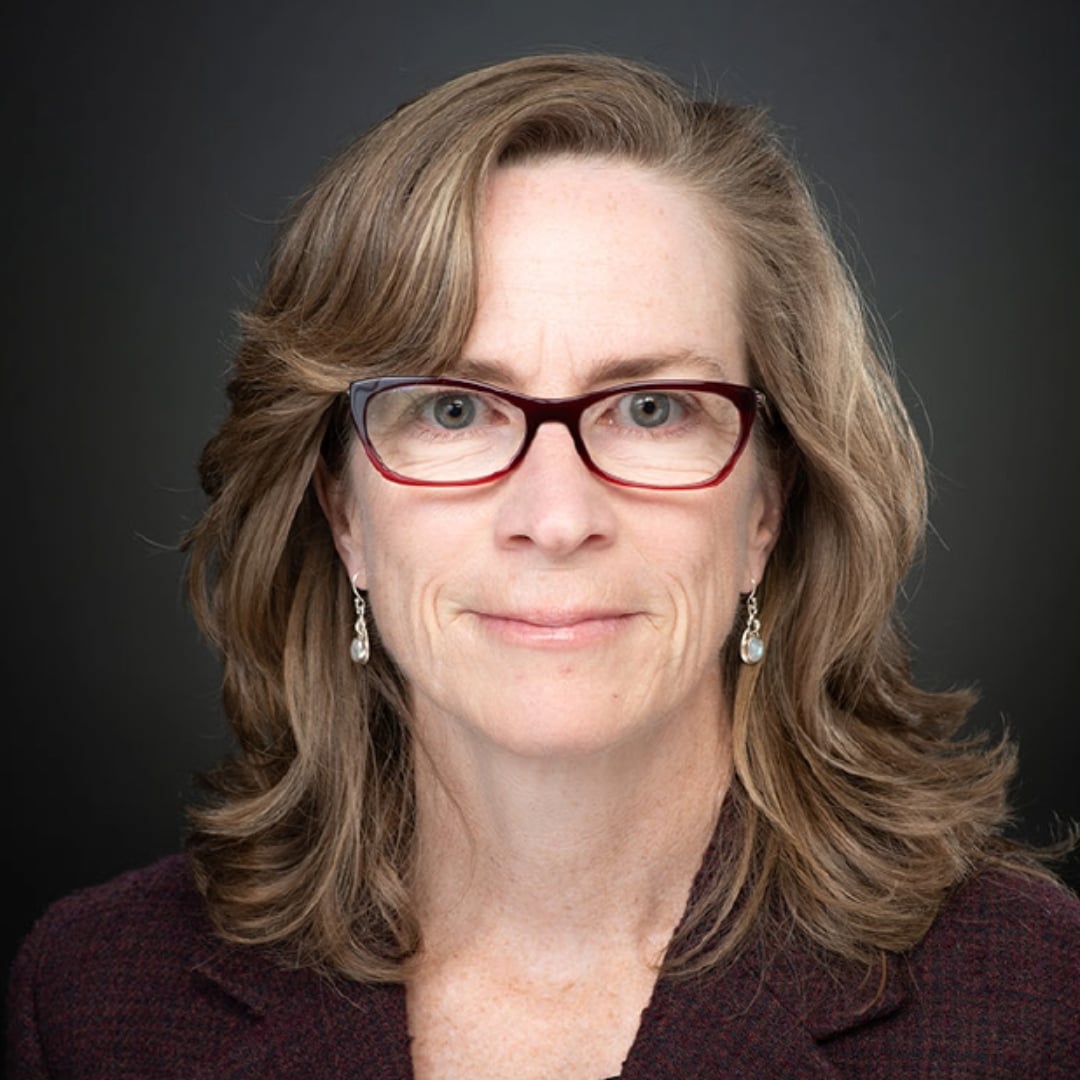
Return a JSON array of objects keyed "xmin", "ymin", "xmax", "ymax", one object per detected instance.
[
  {"xmin": 189, "ymin": 939, "xmax": 908, "ymax": 1080},
  {"xmin": 188, "ymin": 934, "xmax": 414, "ymax": 1079},
  {"xmin": 621, "ymin": 939, "xmax": 910, "ymax": 1079}
]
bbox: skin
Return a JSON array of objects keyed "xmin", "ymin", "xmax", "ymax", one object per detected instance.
[{"xmin": 320, "ymin": 157, "xmax": 782, "ymax": 1079}]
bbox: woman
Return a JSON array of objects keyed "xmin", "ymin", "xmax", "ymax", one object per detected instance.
[{"xmin": 9, "ymin": 54, "xmax": 1078, "ymax": 1079}]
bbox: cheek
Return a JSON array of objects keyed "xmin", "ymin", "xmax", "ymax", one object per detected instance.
[
  {"xmin": 697, "ymin": 475, "xmax": 768, "ymax": 603},
  {"xmin": 643, "ymin": 507, "xmax": 747, "ymax": 649},
  {"xmin": 354, "ymin": 501, "xmax": 461, "ymax": 673}
]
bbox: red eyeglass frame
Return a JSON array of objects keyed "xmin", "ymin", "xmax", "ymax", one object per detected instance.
[{"xmin": 347, "ymin": 376, "xmax": 766, "ymax": 490}]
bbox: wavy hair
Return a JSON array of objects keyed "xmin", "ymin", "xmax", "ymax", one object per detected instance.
[{"xmin": 185, "ymin": 53, "xmax": 1051, "ymax": 982}]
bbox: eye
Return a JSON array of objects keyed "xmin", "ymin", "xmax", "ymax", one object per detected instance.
[
  {"xmin": 428, "ymin": 393, "xmax": 478, "ymax": 429},
  {"xmin": 619, "ymin": 392, "xmax": 679, "ymax": 428}
]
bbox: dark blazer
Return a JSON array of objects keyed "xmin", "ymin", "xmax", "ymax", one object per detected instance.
[{"xmin": 7, "ymin": 854, "xmax": 1080, "ymax": 1078}]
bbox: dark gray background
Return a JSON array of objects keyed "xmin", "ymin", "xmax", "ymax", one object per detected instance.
[{"xmin": 5, "ymin": 0, "xmax": 1078, "ymax": 984}]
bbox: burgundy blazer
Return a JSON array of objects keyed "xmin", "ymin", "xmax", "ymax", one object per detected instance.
[{"xmin": 7, "ymin": 854, "xmax": 1080, "ymax": 1078}]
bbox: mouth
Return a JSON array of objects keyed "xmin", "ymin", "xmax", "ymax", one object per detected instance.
[{"xmin": 471, "ymin": 609, "xmax": 639, "ymax": 648}]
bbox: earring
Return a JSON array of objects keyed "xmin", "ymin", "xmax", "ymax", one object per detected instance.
[
  {"xmin": 739, "ymin": 584, "xmax": 764, "ymax": 665},
  {"xmin": 350, "ymin": 573, "xmax": 370, "ymax": 665}
]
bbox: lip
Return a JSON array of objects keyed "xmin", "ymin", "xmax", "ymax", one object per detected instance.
[{"xmin": 472, "ymin": 609, "xmax": 639, "ymax": 648}]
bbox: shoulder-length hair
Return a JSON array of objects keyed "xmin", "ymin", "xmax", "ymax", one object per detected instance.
[{"xmin": 185, "ymin": 52, "xmax": 1044, "ymax": 982}]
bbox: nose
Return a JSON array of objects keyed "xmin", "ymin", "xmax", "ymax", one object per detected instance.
[{"xmin": 494, "ymin": 421, "xmax": 616, "ymax": 558}]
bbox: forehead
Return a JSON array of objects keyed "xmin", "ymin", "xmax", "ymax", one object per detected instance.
[{"xmin": 461, "ymin": 158, "xmax": 746, "ymax": 391}]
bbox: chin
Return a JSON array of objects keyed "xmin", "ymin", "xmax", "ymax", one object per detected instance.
[
  {"xmin": 405, "ymin": 647, "xmax": 722, "ymax": 762},
  {"xmin": 458, "ymin": 682, "xmax": 677, "ymax": 761},
  {"xmin": 475, "ymin": 718, "xmax": 646, "ymax": 761}
]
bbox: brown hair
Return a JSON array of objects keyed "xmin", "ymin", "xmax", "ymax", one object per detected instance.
[{"xmin": 185, "ymin": 52, "xmax": 1053, "ymax": 982}]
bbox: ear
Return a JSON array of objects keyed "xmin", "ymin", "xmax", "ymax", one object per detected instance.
[
  {"xmin": 314, "ymin": 456, "xmax": 368, "ymax": 589},
  {"xmin": 744, "ymin": 464, "xmax": 784, "ymax": 592}
]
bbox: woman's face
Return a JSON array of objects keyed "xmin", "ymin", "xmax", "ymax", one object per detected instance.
[{"xmin": 326, "ymin": 158, "xmax": 781, "ymax": 759}]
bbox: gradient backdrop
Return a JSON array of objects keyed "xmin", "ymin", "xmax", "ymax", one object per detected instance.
[{"xmin": 5, "ymin": 0, "xmax": 1078, "ymax": 986}]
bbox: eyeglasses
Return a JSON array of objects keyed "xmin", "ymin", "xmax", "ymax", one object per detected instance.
[{"xmin": 347, "ymin": 377, "xmax": 766, "ymax": 490}]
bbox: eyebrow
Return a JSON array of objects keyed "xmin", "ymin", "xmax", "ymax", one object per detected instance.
[{"xmin": 451, "ymin": 349, "xmax": 736, "ymax": 389}]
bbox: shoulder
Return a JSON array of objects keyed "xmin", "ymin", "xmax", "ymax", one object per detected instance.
[
  {"xmin": 13, "ymin": 855, "xmax": 217, "ymax": 987},
  {"xmin": 912, "ymin": 866, "xmax": 1080, "ymax": 988},
  {"xmin": 10, "ymin": 855, "xmax": 208, "ymax": 1020},
  {"xmin": 7, "ymin": 855, "xmax": 411, "ymax": 1079},
  {"xmin": 8, "ymin": 856, "xmax": 211, "ymax": 1077},
  {"xmin": 824, "ymin": 868, "xmax": 1080, "ymax": 1077},
  {"xmin": 15, "ymin": 854, "xmax": 203, "ymax": 964}
]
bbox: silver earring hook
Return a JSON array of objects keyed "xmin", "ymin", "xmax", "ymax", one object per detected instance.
[
  {"xmin": 349, "ymin": 572, "xmax": 370, "ymax": 665},
  {"xmin": 739, "ymin": 582, "xmax": 764, "ymax": 665}
]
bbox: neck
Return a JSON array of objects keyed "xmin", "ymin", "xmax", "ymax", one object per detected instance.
[{"xmin": 409, "ymin": 697, "xmax": 730, "ymax": 968}]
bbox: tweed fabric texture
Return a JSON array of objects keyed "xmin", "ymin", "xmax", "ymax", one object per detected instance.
[{"xmin": 8, "ymin": 854, "xmax": 1080, "ymax": 1078}]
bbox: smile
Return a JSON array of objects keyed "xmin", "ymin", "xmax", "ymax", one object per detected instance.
[{"xmin": 472, "ymin": 610, "xmax": 639, "ymax": 648}]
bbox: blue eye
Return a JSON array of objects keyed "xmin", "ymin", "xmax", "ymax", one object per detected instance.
[
  {"xmin": 623, "ymin": 392, "xmax": 675, "ymax": 428},
  {"xmin": 429, "ymin": 394, "xmax": 477, "ymax": 429}
]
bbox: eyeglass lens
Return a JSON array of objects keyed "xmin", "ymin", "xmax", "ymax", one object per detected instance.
[{"xmin": 362, "ymin": 383, "xmax": 746, "ymax": 487}]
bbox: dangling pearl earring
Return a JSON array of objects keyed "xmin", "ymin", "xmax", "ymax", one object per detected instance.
[
  {"xmin": 739, "ymin": 583, "xmax": 764, "ymax": 665},
  {"xmin": 350, "ymin": 573, "xmax": 370, "ymax": 665}
]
